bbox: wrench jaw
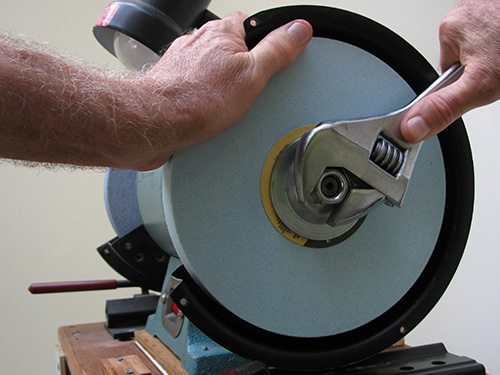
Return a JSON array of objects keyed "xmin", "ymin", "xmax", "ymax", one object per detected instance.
[
  {"xmin": 293, "ymin": 118, "xmax": 422, "ymax": 228},
  {"xmin": 266, "ymin": 118, "xmax": 419, "ymax": 243},
  {"xmin": 326, "ymin": 188, "xmax": 386, "ymax": 227}
]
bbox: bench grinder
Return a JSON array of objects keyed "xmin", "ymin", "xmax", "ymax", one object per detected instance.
[{"xmin": 95, "ymin": 2, "xmax": 475, "ymax": 374}]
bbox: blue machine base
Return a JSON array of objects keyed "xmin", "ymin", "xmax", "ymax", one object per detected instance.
[{"xmin": 146, "ymin": 258, "xmax": 249, "ymax": 375}]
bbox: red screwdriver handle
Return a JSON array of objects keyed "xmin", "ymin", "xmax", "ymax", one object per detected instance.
[{"xmin": 29, "ymin": 279, "xmax": 119, "ymax": 294}]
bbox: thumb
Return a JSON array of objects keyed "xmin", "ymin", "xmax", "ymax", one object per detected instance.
[
  {"xmin": 401, "ymin": 68, "xmax": 495, "ymax": 143},
  {"xmin": 249, "ymin": 20, "xmax": 313, "ymax": 78}
]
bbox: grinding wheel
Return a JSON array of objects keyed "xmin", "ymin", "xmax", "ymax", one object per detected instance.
[{"xmin": 104, "ymin": 6, "xmax": 474, "ymax": 371}]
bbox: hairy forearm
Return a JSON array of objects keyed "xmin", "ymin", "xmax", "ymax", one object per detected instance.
[
  {"xmin": 0, "ymin": 35, "xmax": 179, "ymax": 170},
  {"xmin": 0, "ymin": 15, "xmax": 312, "ymax": 170}
]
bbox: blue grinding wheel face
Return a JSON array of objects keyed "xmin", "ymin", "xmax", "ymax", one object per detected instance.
[
  {"xmin": 141, "ymin": 38, "xmax": 446, "ymax": 338},
  {"xmin": 104, "ymin": 168, "xmax": 142, "ymax": 237}
]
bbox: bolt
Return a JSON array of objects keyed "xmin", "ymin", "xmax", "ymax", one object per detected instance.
[
  {"xmin": 155, "ymin": 252, "xmax": 166, "ymax": 262},
  {"xmin": 316, "ymin": 170, "xmax": 349, "ymax": 204},
  {"xmin": 321, "ymin": 176, "xmax": 341, "ymax": 197},
  {"xmin": 161, "ymin": 294, "xmax": 167, "ymax": 304},
  {"xmin": 115, "ymin": 358, "xmax": 123, "ymax": 362},
  {"xmin": 124, "ymin": 371, "xmax": 134, "ymax": 374}
]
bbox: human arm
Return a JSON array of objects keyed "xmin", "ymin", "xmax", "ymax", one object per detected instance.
[
  {"xmin": 400, "ymin": 0, "xmax": 500, "ymax": 142},
  {"xmin": 0, "ymin": 13, "xmax": 312, "ymax": 170}
]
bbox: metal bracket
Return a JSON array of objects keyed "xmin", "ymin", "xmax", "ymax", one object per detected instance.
[
  {"xmin": 106, "ymin": 293, "xmax": 159, "ymax": 340},
  {"xmin": 161, "ymin": 275, "xmax": 185, "ymax": 338},
  {"xmin": 270, "ymin": 343, "xmax": 486, "ymax": 374},
  {"xmin": 97, "ymin": 225, "xmax": 169, "ymax": 292}
]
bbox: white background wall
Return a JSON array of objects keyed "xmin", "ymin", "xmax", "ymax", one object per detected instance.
[{"xmin": 1, "ymin": 0, "xmax": 499, "ymax": 374}]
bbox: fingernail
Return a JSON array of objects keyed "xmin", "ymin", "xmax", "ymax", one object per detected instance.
[
  {"xmin": 406, "ymin": 116, "xmax": 431, "ymax": 142},
  {"xmin": 287, "ymin": 21, "xmax": 311, "ymax": 47}
]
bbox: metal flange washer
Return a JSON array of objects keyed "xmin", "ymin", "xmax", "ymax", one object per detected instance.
[{"xmin": 104, "ymin": 6, "xmax": 474, "ymax": 371}]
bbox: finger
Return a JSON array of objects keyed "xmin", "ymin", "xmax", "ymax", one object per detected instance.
[
  {"xmin": 199, "ymin": 12, "xmax": 248, "ymax": 41},
  {"xmin": 249, "ymin": 20, "xmax": 313, "ymax": 78},
  {"xmin": 177, "ymin": 12, "xmax": 249, "ymax": 49},
  {"xmin": 439, "ymin": 38, "xmax": 461, "ymax": 74},
  {"xmin": 400, "ymin": 72, "xmax": 477, "ymax": 142},
  {"xmin": 438, "ymin": 9, "xmax": 462, "ymax": 72},
  {"xmin": 223, "ymin": 12, "xmax": 249, "ymax": 40}
]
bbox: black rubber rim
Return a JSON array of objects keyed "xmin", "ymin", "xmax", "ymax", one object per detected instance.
[{"xmin": 171, "ymin": 6, "xmax": 475, "ymax": 371}]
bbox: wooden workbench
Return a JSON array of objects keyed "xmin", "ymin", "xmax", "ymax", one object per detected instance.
[
  {"xmin": 58, "ymin": 323, "xmax": 483, "ymax": 375},
  {"xmin": 57, "ymin": 322, "xmax": 188, "ymax": 375}
]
